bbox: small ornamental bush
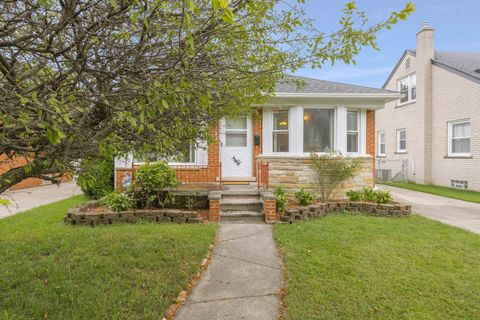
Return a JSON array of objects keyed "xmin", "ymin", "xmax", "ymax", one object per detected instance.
[
  {"xmin": 102, "ymin": 192, "xmax": 135, "ymax": 212},
  {"xmin": 361, "ymin": 186, "xmax": 377, "ymax": 202},
  {"xmin": 295, "ymin": 189, "xmax": 315, "ymax": 206},
  {"xmin": 134, "ymin": 161, "xmax": 179, "ymax": 208},
  {"xmin": 346, "ymin": 187, "xmax": 393, "ymax": 204},
  {"xmin": 375, "ymin": 190, "xmax": 393, "ymax": 204},
  {"xmin": 274, "ymin": 187, "xmax": 288, "ymax": 213},
  {"xmin": 346, "ymin": 190, "xmax": 362, "ymax": 201}
]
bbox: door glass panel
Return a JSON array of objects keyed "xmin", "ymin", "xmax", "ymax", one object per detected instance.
[
  {"xmin": 226, "ymin": 117, "xmax": 247, "ymax": 130},
  {"xmin": 226, "ymin": 133, "xmax": 247, "ymax": 147}
]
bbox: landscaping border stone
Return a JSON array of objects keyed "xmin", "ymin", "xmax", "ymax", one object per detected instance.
[
  {"xmin": 64, "ymin": 201, "xmax": 207, "ymax": 226},
  {"xmin": 278, "ymin": 201, "xmax": 411, "ymax": 223}
]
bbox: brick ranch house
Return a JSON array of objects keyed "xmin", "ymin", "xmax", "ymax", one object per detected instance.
[{"xmin": 115, "ymin": 76, "xmax": 401, "ymax": 222}]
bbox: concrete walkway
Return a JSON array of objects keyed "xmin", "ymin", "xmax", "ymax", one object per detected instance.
[
  {"xmin": 0, "ymin": 181, "xmax": 82, "ymax": 219},
  {"xmin": 175, "ymin": 224, "xmax": 282, "ymax": 320},
  {"xmin": 379, "ymin": 185, "xmax": 480, "ymax": 234}
]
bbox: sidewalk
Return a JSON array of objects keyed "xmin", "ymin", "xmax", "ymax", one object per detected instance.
[
  {"xmin": 0, "ymin": 181, "xmax": 82, "ymax": 219},
  {"xmin": 175, "ymin": 223, "xmax": 283, "ymax": 320}
]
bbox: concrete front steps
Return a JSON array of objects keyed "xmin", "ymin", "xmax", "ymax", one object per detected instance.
[{"xmin": 220, "ymin": 189, "xmax": 264, "ymax": 223}]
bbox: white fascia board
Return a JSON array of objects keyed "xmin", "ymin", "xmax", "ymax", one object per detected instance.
[{"xmin": 274, "ymin": 92, "xmax": 403, "ymax": 99}]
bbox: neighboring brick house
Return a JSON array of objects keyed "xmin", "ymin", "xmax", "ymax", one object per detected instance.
[
  {"xmin": 0, "ymin": 155, "xmax": 43, "ymax": 190},
  {"xmin": 377, "ymin": 22, "xmax": 480, "ymax": 190},
  {"xmin": 116, "ymin": 75, "xmax": 401, "ymax": 196}
]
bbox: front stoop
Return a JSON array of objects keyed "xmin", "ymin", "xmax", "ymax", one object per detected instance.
[{"xmin": 220, "ymin": 189, "xmax": 264, "ymax": 223}]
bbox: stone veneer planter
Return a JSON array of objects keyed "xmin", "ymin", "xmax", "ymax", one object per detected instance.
[
  {"xmin": 279, "ymin": 201, "xmax": 411, "ymax": 223},
  {"xmin": 64, "ymin": 201, "xmax": 206, "ymax": 226},
  {"xmin": 257, "ymin": 155, "xmax": 374, "ymax": 198}
]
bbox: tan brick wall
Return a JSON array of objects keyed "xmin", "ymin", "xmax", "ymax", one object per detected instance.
[
  {"xmin": 257, "ymin": 155, "xmax": 374, "ymax": 200},
  {"xmin": 430, "ymin": 65, "xmax": 480, "ymax": 190},
  {"xmin": 0, "ymin": 154, "xmax": 43, "ymax": 190}
]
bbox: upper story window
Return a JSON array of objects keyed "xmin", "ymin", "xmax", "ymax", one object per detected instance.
[
  {"xmin": 397, "ymin": 73, "xmax": 416, "ymax": 105},
  {"xmin": 347, "ymin": 110, "xmax": 359, "ymax": 153},
  {"xmin": 273, "ymin": 110, "xmax": 289, "ymax": 152},
  {"xmin": 303, "ymin": 108, "xmax": 334, "ymax": 153},
  {"xmin": 405, "ymin": 58, "xmax": 410, "ymax": 69},
  {"xmin": 377, "ymin": 131, "xmax": 386, "ymax": 156},
  {"xmin": 448, "ymin": 120, "xmax": 471, "ymax": 156},
  {"xmin": 396, "ymin": 129, "xmax": 406, "ymax": 153}
]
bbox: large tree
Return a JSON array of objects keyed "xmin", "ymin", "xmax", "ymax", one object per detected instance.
[{"xmin": 0, "ymin": 0, "xmax": 414, "ymax": 193}]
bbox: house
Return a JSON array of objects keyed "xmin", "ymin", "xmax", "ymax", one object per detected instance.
[
  {"xmin": 0, "ymin": 155, "xmax": 43, "ymax": 190},
  {"xmin": 376, "ymin": 22, "xmax": 480, "ymax": 190},
  {"xmin": 115, "ymin": 76, "xmax": 401, "ymax": 221}
]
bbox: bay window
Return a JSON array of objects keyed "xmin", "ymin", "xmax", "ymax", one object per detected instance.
[
  {"xmin": 448, "ymin": 120, "xmax": 471, "ymax": 156},
  {"xmin": 273, "ymin": 110, "xmax": 289, "ymax": 152},
  {"xmin": 347, "ymin": 110, "xmax": 359, "ymax": 153},
  {"xmin": 303, "ymin": 108, "xmax": 334, "ymax": 153}
]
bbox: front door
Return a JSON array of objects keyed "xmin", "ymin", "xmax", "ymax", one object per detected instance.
[{"xmin": 220, "ymin": 116, "xmax": 252, "ymax": 178}]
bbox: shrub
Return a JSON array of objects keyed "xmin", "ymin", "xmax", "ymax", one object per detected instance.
[
  {"xmin": 375, "ymin": 190, "xmax": 393, "ymax": 204},
  {"xmin": 295, "ymin": 189, "xmax": 315, "ymax": 206},
  {"xmin": 77, "ymin": 157, "xmax": 115, "ymax": 199},
  {"xmin": 134, "ymin": 161, "xmax": 179, "ymax": 208},
  {"xmin": 310, "ymin": 152, "xmax": 363, "ymax": 202},
  {"xmin": 346, "ymin": 190, "xmax": 362, "ymax": 201},
  {"xmin": 274, "ymin": 187, "xmax": 288, "ymax": 213},
  {"xmin": 361, "ymin": 186, "xmax": 377, "ymax": 202},
  {"xmin": 102, "ymin": 192, "xmax": 135, "ymax": 212}
]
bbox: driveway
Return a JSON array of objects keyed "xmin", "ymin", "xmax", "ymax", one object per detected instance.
[
  {"xmin": 379, "ymin": 185, "xmax": 480, "ymax": 234},
  {"xmin": 0, "ymin": 181, "xmax": 82, "ymax": 219}
]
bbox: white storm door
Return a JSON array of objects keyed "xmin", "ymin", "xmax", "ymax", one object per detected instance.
[{"xmin": 220, "ymin": 116, "xmax": 252, "ymax": 177}]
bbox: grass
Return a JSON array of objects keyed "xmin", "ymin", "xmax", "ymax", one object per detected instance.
[
  {"xmin": 274, "ymin": 214, "xmax": 480, "ymax": 320},
  {"xmin": 0, "ymin": 195, "xmax": 217, "ymax": 320},
  {"xmin": 381, "ymin": 181, "xmax": 480, "ymax": 203}
]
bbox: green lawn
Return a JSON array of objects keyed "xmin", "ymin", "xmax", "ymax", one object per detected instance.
[
  {"xmin": 0, "ymin": 196, "xmax": 217, "ymax": 320},
  {"xmin": 274, "ymin": 214, "xmax": 480, "ymax": 320},
  {"xmin": 381, "ymin": 181, "xmax": 480, "ymax": 203}
]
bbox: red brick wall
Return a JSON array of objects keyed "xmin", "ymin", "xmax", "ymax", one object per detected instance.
[
  {"xmin": 0, "ymin": 154, "xmax": 43, "ymax": 190},
  {"xmin": 252, "ymin": 109, "xmax": 263, "ymax": 177},
  {"xmin": 116, "ymin": 125, "xmax": 221, "ymax": 190}
]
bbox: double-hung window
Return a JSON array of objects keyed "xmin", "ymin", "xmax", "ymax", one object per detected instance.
[
  {"xmin": 273, "ymin": 110, "xmax": 289, "ymax": 152},
  {"xmin": 396, "ymin": 129, "xmax": 406, "ymax": 153},
  {"xmin": 397, "ymin": 74, "xmax": 416, "ymax": 105},
  {"xmin": 377, "ymin": 131, "xmax": 386, "ymax": 156},
  {"xmin": 448, "ymin": 120, "xmax": 471, "ymax": 156},
  {"xmin": 303, "ymin": 108, "xmax": 334, "ymax": 153},
  {"xmin": 347, "ymin": 110, "xmax": 359, "ymax": 153}
]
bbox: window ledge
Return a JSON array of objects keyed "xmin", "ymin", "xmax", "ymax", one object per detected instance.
[
  {"xmin": 377, "ymin": 155, "xmax": 386, "ymax": 158},
  {"xmin": 395, "ymin": 151, "xmax": 407, "ymax": 154},
  {"xmin": 396, "ymin": 100, "xmax": 416, "ymax": 108},
  {"xmin": 444, "ymin": 155, "xmax": 473, "ymax": 159}
]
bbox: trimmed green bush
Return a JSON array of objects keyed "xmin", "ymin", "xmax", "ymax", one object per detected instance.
[
  {"xmin": 102, "ymin": 192, "xmax": 135, "ymax": 212},
  {"xmin": 346, "ymin": 190, "xmax": 362, "ymax": 201},
  {"xmin": 346, "ymin": 187, "xmax": 393, "ymax": 204},
  {"xmin": 295, "ymin": 189, "xmax": 315, "ymax": 206},
  {"xmin": 134, "ymin": 161, "xmax": 179, "ymax": 208},
  {"xmin": 361, "ymin": 186, "xmax": 377, "ymax": 202},
  {"xmin": 375, "ymin": 189, "xmax": 393, "ymax": 204},
  {"xmin": 77, "ymin": 157, "xmax": 115, "ymax": 199}
]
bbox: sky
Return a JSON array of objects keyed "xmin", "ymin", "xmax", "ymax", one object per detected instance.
[{"xmin": 294, "ymin": 0, "xmax": 480, "ymax": 88}]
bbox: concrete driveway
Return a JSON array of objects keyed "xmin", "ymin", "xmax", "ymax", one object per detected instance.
[
  {"xmin": 379, "ymin": 185, "xmax": 480, "ymax": 234},
  {"xmin": 0, "ymin": 181, "xmax": 82, "ymax": 220}
]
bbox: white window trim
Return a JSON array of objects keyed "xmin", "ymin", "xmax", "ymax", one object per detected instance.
[
  {"xmin": 396, "ymin": 129, "xmax": 407, "ymax": 153},
  {"xmin": 346, "ymin": 110, "xmax": 360, "ymax": 154},
  {"xmin": 272, "ymin": 109, "xmax": 290, "ymax": 154},
  {"xmin": 448, "ymin": 119, "xmax": 471, "ymax": 157},
  {"xmin": 397, "ymin": 73, "xmax": 416, "ymax": 106},
  {"xmin": 377, "ymin": 131, "xmax": 385, "ymax": 156}
]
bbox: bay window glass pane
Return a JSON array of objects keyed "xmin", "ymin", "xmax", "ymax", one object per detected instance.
[
  {"xmin": 347, "ymin": 133, "xmax": 358, "ymax": 153},
  {"xmin": 303, "ymin": 109, "xmax": 334, "ymax": 153},
  {"xmin": 226, "ymin": 117, "xmax": 247, "ymax": 130},
  {"xmin": 273, "ymin": 132, "xmax": 289, "ymax": 152},
  {"xmin": 347, "ymin": 111, "xmax": 358, "ymax": 131},
  {"xmin": 226, "ymin": 133, "xmax": 247, "ymax": 147},
  {"xmin": 274, "ymin": 111, "xmax": 288, "ymax": 130}
]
